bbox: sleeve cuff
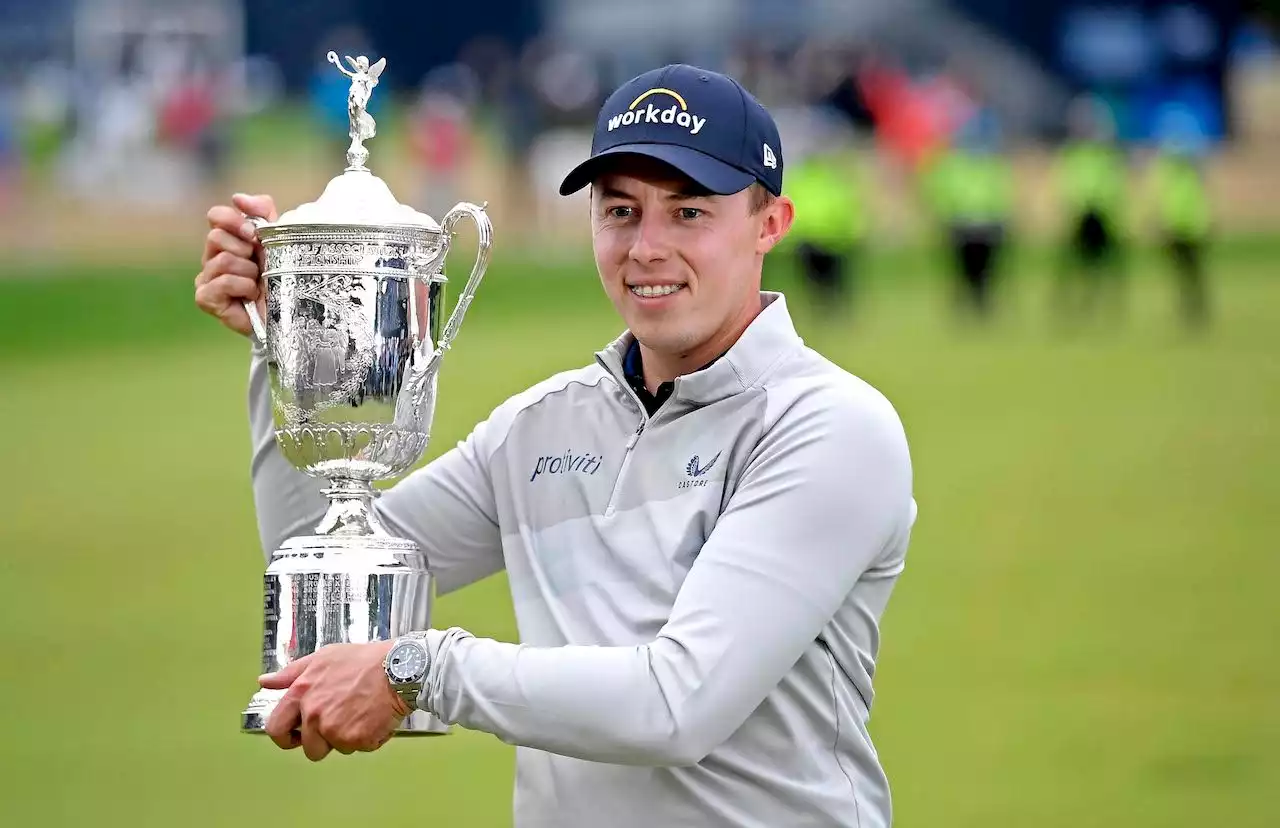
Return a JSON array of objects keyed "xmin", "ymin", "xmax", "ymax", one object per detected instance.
[{"xmin": 417, "ymin": 627, "xmax": 473, "ymax": 718}]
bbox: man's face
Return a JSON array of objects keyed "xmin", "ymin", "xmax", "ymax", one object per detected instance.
[{"xmin": 590, "ymin": 157, "xmax": 792, "ymax": 362}]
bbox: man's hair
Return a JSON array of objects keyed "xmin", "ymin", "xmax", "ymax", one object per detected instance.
[{"xmin": 748, "ymin": 182, "xmax": 776, "ymax": 214}]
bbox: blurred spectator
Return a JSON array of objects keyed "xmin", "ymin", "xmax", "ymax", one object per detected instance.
[
  {"xmin": 408, "ymin": 71, "xmax": 477, "ymax": 219},
  {"xmin": 794, "ymin": 42, "xmax": 876, "ymax": 133},
  {"xmin": 525, "ymin": 42, "xmax": 604, "ymax": 239},
  {"xmin": 1142, "ymin": 136, "xmax": 1213, "ymax": 330},
  {"xmin": 1051, "ymin": 94, "xmax": 1131, "ymax": 328},
  {"xmin": 0, "ymin": 81, "xmax": 16, "ymax": 213},
  {"xmin": 459, "ymin": 36, "xmax": 545, "ymax": 243},
  {"xmin": 919, "ymin": 107, "xmax": 1015, "ymax": 320},
  {"xmin": 157, "ymin": 60, "xmax": 228, "ymax": 188},
  {"xmin": 783, "ymin": 146, "xmax": 868, "ymax": 320},
  {"xmin": 857, "ymin": 53, "xmax": 974, "ymax": 172},
  {"xmin": 64, "ymin": 56, "xmax": 157, "ymax": 201},
  {"xmin": 15, "ymin": 59, "xmax": 74, "ymax": 184}
]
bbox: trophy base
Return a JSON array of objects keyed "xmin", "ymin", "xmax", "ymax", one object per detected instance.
[
  {"xmin": 246, "ymin": 506, "xmax": 444, "ymax": 737},
  {"xmin": 242, "ymin": 687, "xmax": 449, "ymax": 736}
]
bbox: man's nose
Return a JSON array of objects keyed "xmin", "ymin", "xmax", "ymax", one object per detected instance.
[{"xmin": 628, "ymin": 213, "xmax": 670, "ymax": 264}]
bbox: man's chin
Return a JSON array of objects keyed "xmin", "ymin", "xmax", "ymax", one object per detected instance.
[{"xmin": 629, "ymin": 325, "xmax": 702, "ymax": 358}]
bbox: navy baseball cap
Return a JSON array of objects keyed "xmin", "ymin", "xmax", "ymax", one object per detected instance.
[{"xmin": 558, "ymin": 64, "xmax": 784, "ymax": 198}]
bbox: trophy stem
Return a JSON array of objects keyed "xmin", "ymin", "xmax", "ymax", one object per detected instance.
[
  {"xmin": 314, "ymin": 477, "xmax": 391, "ymax": 537},
  {"xmin": 346, "ymin": 144, "xmax": 369, "ymax": 171}
]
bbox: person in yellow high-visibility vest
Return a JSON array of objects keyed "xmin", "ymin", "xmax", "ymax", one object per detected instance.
[
  {"xmin": 1051, "ymin": 95, "xmax": 1130, "ymax": 326},
  {"xmin": 919, "ymin": 110, "xmax": 1015, "ymax": 319},
  {"xmin": 783, "ymin": 148, "xmax": 868, "ymax": 318},
  {"xmin": 1142, "ymin": 137, "xmax": 1213, "ymax": 329}
]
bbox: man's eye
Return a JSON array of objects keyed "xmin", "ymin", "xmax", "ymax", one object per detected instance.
[
  {"xmin": 607, "ymin": 206, "xmax": 634, "ymax": 219},
  {"xmin": 678, "ymin": 207, "xmax": 703, "ymax": 220}
]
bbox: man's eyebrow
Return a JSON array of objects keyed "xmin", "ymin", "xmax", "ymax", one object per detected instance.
[
  {"xmin": 596, "ymin": 185, "xmax": 635, "ymax": 201},
  {"xmin": 666, "ymin": 185, "xmax": 715, "ymax": 201},
  {"xmin": 595, "ymin": 183, "xmax": 716, "ymax": 201}
]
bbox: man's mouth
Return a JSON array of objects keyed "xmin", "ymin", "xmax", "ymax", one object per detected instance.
[{"xmin": 628, "ymin": 283, "xmax": 686, "ymax": 298}]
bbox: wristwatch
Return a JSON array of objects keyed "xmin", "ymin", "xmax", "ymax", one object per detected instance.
[{"xmin": 383, "ymin": 632, "xmax": 431, "ymax": 711}]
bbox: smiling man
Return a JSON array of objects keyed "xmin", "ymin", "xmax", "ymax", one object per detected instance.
[{"xmin": 196, "ymin": 63, "xmax": 917, "ymax": 828}]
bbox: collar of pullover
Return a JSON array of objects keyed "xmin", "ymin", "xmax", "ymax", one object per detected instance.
[{"xmin": 595, "ymin": 291, "xmax": 804, "ymax": 411}]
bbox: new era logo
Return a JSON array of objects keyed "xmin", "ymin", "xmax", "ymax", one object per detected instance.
[{"xmin": 762, "ymin": 143, "xmax": 777, "ymax": 169}]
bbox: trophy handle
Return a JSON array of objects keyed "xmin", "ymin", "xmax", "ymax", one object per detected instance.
[
  {"xmin": 420, "ymin": 201, "xmax": 493, "ymax": 376},
  {"xmin": 240, "ymin": 214, "xmax": 271, "ymax": 346},
  {"xmin": 393, "ymin": 202, "xmax": 492, "ymax": 428}
]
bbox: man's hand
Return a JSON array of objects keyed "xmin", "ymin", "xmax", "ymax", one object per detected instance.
[
  {"xmin": 260, "ymin": 640, "xmax": 411, "ymax": 762},
  {"xmin": 196, "ymin": 193, "xmax": 278, "ymax": 338}
]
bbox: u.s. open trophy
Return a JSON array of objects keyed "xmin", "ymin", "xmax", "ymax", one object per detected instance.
[{"xmin": 238, "ymin": 51, "xmax": 492, "ymax": 736}]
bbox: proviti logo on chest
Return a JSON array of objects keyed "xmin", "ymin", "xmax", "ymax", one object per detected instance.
[{"xmin": 530, "ymin": 450, "xmax": 603, "ymax": 482}]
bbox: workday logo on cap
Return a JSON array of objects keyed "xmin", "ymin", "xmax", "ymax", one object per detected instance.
[
  {"xmin": 558, "ymin": 64, "xmax": 786, "ymax": 198},
  {"xmin": 607, "ymin": 87, "xmax": 708, "ymax": 136}
]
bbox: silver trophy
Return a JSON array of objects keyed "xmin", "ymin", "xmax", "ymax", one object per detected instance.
[{"xmin": 238, "ymin": 51, "xmax": 492, "ymax": 736}]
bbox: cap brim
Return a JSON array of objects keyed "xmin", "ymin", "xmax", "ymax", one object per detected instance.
[{"xmin": 558, "ymin": 143, "xmax": 756, "ymax": 197}]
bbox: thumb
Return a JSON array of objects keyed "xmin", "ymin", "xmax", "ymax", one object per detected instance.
[
  {"xmin": 259, "ymin": 654, "xmax": 312, "ymax": 689},
  {"xmin": 232, "ymin": 192, "xmax": 280, "ymax": 223}
]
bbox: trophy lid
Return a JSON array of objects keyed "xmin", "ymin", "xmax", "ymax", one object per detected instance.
[
  {"xmin": 270, "ymin": 51, "xmax": 440, "ymax": 232},
  {"xmin": 274, "ymin": 168, "xmax": 441, "ymax": 231}
]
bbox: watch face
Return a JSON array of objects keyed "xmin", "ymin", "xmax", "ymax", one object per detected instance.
[{"xmin": 388, "ymin": 641, "xmax": 427, "ymax": 682}]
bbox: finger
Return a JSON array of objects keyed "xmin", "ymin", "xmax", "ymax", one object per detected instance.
[
  {"xmin": 232, "ymin": 192, "xmax": 280, "ymax": 223},
  {"xmin": 259, "ymin": 654, "xmax": 313, "ymax": 690},
  {"xmin": 206, "ymin": 204, "xmax": 260, "ymax": 243},
  {"xmin": 300, "ymin": 710, "xmax": 332, "ymax": 762},
  {"xmin": 302, "ymin": 728, "xmax": 331, "ymax": 762},
  {"xmin": 195, "ymin": 276, "xmax": 260, "ymax": 313},
  {"xmin": 196, "ymin": 250, "xmax": 260, "ymax": 286},
  {"xmin": 265, "ymin": 691, "xmax": 303, "ymax": 751},
  {"xmin": 203, "ymin": 227, "xmax": 255, "ymax": 266},
  {"xmin": 195, "ymin": 278, "xmax": 262, "ymax": 337},
  {"xmin": 325, "ymin": 722, "xmax": 362, "ymax": 756},
  {"xmin": 335, "ymin": 717, "xmax": 393, "ymax": 755}
]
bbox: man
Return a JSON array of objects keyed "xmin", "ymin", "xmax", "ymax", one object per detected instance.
[
  {"xmin": 782, "ymin": 144, "xmax": 867, "ymax": 320},
  {"xmin": 1143, "ymin": 137, "xmax": 1212, "ymax": 330},
  {"xmin": 196, "ymin": 64, "xmax": 917, "ymax": 828},
  {"xmin": 919, "ymin": 107, "xmax": 1013, "ymax": 320},
  {"xmin": 1050, "ymin": 94, "xmax": 1129, "ymax": 328}
]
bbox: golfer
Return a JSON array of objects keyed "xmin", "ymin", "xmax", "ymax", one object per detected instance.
[{"xmin": 196, "ymin": 64, "xmax": 917, "ymax": 828}]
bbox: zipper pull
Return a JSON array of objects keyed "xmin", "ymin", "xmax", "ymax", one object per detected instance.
[{"xmin": 625, "ymin": 421, "xmax": 644, "ymax": 450}]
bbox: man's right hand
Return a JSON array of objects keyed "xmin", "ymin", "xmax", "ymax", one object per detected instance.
[{"xmin": 196, "ymin": 193, "xmax": 279, "ymax": 338}]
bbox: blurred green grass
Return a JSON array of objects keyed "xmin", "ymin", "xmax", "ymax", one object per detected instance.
[{"xmin": 1, "ymin": 243, "xmax": 1278, "ymax": 827}]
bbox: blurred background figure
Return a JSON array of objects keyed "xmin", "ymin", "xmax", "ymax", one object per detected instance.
[
  {"xmin": 0, "ymin": 76, "xmax": 17, "ymax": 214},
  {"xmin": 408, "ymin": 62, "xmax": 479, "ymax": 219},
  {"xmin": 782, "ymin": 142, "xmax": 868, "ymax": 321},
  {"xmin": 156, "ymin": 48, "xmax": 230, "ymax": 190},
  {"xmin": 476, "ymin": 36, "xmax": 547, "ymax": 247},
  {"xmin": 855, "ymin": 50, "xmax": 973, "ymax": 175},
  {"xmin": 1143, "ymin": 127, "xmax": 1214, "ymax": 331},
  {"xmin": 920, "ymin": 106, "xmax": 1014, "ymax": 321},
  {"xmin": 1051, "ymin": 94, "xmax": 1130, "ymax": 329}
]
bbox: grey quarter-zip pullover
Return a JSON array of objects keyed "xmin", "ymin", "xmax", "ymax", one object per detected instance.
[{"xmin": 248, "ymin": 291, "xmax": 918, "ymax": 827}]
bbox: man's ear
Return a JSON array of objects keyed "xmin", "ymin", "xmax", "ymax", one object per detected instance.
[{"xmin": 757, "ymin": 196, "xmax": 795, "ymax": 255}]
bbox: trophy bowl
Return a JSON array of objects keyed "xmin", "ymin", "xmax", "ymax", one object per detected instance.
[{"xmin": 238, "ymin": 51, "xmax": 492, "ymax": 736}]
